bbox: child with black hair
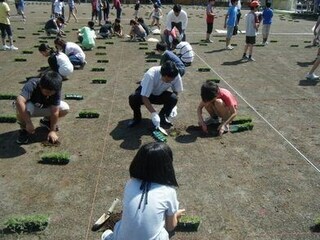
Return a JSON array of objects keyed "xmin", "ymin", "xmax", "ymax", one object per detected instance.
[
  {"xmin": 78, "ymin": 21, "xmax": 96, "ymax": 50},
  {"xmin": 128, "ymin": 60, "xmax": 183, "ymax": 128},
  {"xmin": 54, "ymin": 37, "xmax": 86, "ymax": 69},
  {"xmin": 112, "ymin": 18, "xmax": 123, "ymax": 37},
  {"xmin": 172, "ymin": 38, "xmax": 194, "ymax": 66},
  {"xmin": 205, "ymin": 0, "xmax": 215, "ymax": 43},
  {"xmin": 197, "ymin": 80, "xmax": 237, "ymax": 136},
  {"xmin": 261, "ymin": 2, "xmax": 273, "ymax": 45},
  {"xmin": 148, "ymin": 3, "xmax": 162, "ymax": 29},
  {"xmin": 133, "ymin": 0, "xmax": 140, "ymax": 19},
  {"xmin": 102, "ymin": 0, "xmax": 110, "ymax": 23},
  {"xmin": 44, "ymin": 16, "xmax": 65, "ymax": 37},
  {"xmin": 137, "ymin": 17, "xmax": 149, "ymax": 36},
  {"xmin": 38, "ymin": 43, "xmax": 74, "ymax": 79},
  {"xmin": 15, "ymin": 71, "xmax": 69, "ymax": 144},
  {"xmin": 101, "ymin": 142, "xmax": 185, "ymax": 240},
  {"xmin": 0, "ymin": 0, "xmax": 18, "ymax": 50},
  {"xmin": 242, "ymin": 0, "xmax": 260, "ymax": 61},
  {"xmin": 129, "ymin": 19, "xmax": 146, "ymax": 41},
  {"xmin": 98, "ymin": 20, "xmax": 113, "ymax": 38}
]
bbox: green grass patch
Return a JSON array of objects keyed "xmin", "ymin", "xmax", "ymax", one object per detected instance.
[
  {"xmin": 96, "ymin": 52, "xmax": 107, "ymax": 55},
  {"xmin": 105, "ymin": 41, "xmax": 114, "ymax": 45},
  {"xmin": 231, "ymin": 116, "xmax": 252, "ymax": 124},
  {"xmin": 97, "ymin": 59, "xmax": 109, "ymax": 63},
  {"xmin": 176, "ymin": 215, "xmax": 201, "ymax": 232},
  {"xmin": 199, "ymin": 43, "xmax": 208, "ymax": 46},
  {"xmin": 17, "ymin": 36, "xmax": 26, "ymax": 39},
  {"xmin": 230, "ymin": 122, "xmax": 254, "ymax": 133},
  {"xmin": 206, "ymin": 78, "xmax": 220, "ymax": 83},
  {"xmin": 32, "ymin": 33, "xmax": 41, "ymax": 35},
  {"xmin": 145, "ymin": 51, "xmax": 156, "ymax": 55},
  {"xmin": 14, "ymin": 58, "xmax": 27, "ymax": 62},
  {"xmin": 0, "ymin": 114, "xmax": 17, "ymax": 123},
  {"xmin": 198, "ymin": 67, "xmax": 210, "ymax": 72},
  {"xmin": 91, "ymin": 67, "xmax": 105, "ymax": 72},
  {"xmin": 97, "ymin": 46, "xmax": 106, "ymax": 49},
  {"xmin": 146, "ymin": 59, "xmax": 158, "ymax": 63},
  {"xmin": 0, "ymin": 94, "xmax": 16, "ymax": 100},
  {"xmin": 290, "ymin": 44, "xmax": 299, "ymax": 47},
  {"xmin": 152, "ymin": 130, "xmax": 167, "ymax": 142},
  {"xmin": 78, "ymin": 110, "xmax": 100, "ymax": 118},
  {"xmin": 139, "ymin": 47, "xmax": 148, "ymax": 50},
  {"xmin": 17, "ymin": 27, "xmax": 25, "ymax": 30},
  {"xmin": 64, "ymin": 94, "xmax": 83, "ymax": 100},
  {"xmin": 139, "ymin": 42, "xmax": 148, "ymax": 45},
  {"xmin": 4, "ymin": 214, "xmax": 49, "ymax": 233},
  {"xmin": 270, "ymin": 40, "xmax": 278, "ymax": 43},
  {"xmin": 92, "ymin": 79, "xmax": 107, "ymax": 84},
  {"xmin": 22, "ymin": 50, "xmax": 34, "ymax": 54},
  {"xmin": 39, "ymin": 40, "xmax": 48, "ymax": 43},
  {"xmin": 40, "ymin": 152, "xmax": 70, "ymax": 165},
  {"xmin": 218, "ymin": 39, "xmax": 226, "ymax": 42}
]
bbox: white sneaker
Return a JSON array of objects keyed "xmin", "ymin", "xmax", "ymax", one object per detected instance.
[
  {"xmin": 306, "ymin": 73, "xmax": 319, "ymax": 80},
  {"xmin": 2, "ymin": 45, "xmax": 10, "ymax": 50},
  {"xmin": 9, "ymin": 45, "xmax": 18, "ymax": 51},
  {"xmin": 226, "ymin": 45, "xmax": 234, "ymax": 50}
]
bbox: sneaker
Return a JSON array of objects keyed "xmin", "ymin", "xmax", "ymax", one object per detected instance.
[
  {"xmin": 226, "ymin": 45, "xmax": 234, "ymax": 50},
  {"xmin": 205, "ymin": 39, "xmax": 213, "ymax": 43},
  {"xmin": 16, "ymin": 129, "xmax": 29, "ymax": 144},
  {"xmin": 306, "ymin": 73, "xmax": 319, "ymax": 80},
  {"xmin": 79, "ymin": 60, "xmax": 87, "ymax": 70},
  {"xmin": 39, "ymin": 118, "xmax": 59, "ymax": 131},
  {"xmin": 248, "ymin": 57, "xmax": 255, "ymax": 62},
  {"xmin": 9, "ymin": 45, "xmax": 18, "ymax": 51},
  {"xmin": 2, "ymin": 45, "xmax": 10, "ymax": 50},
  {"xmin": 242, "ymin": 55, "xmax": 248, "ymax": 60}
]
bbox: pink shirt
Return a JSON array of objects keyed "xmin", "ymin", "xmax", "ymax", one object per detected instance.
[{"xmin": 217, "ymin": 88, "xmax": 237, "ymax": 107}]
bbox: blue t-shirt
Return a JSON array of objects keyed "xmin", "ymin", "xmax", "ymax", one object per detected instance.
[
  {"xmin": 161, "ymin": 50, "xmax": 185, "ymax": 72},
  {"xmin": 227, "ymin": 6, "xmax": 238, "ymax": 27},
  {"xmin": 262, "ymin": 8, "xmax": 273, "ymax": 25}
]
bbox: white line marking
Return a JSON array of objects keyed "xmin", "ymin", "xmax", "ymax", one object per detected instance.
[{"xmin": 194, "ymin": 52, "xmax": 320, "ymax": 174}]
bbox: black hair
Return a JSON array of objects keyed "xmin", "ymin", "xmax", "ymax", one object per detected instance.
[
  {"xmin": 160, "ymin": 60, "xmax": 179, "ymax": 78},
  {"xmin": 130, "ymin": 19, "xmax": 137, "ymax": 25},
  {"xmin": 0, "ymin": 0, "xmax": 5, "ymax": 2},
  {"xmin": 266, "ymin": 2, "xmax": 271, "ymax": 7},
  {"xmin": 54, "ymin": 37, "xmax": 66, "ymax": 51},
  {"xmin": 173, "ymin": 4, "xmax": 181, "ymax": 13},
  {"xmin": 57, "ymin": 16, "xmax": 65, "ymax": 24},
  {"xmin": 115, "ymin": 18, "xmax": 121, "ymax": 23},
  {"xmin": 38, "ymin": 43, "xmax": 55, "ymax": 54},
  {"xmin": 154, "ymin": 3, "xmax": 159, "ymax": 8},
  {"xmin": 156, "ymin": 42, "xmax": 167, "ymax": 52},
  {"xmin": 201, "ymin": 80, "xmax": 219, "ymax": 102},
  {"xmin": 39, "ymin": 71, "xmax": 62, "ymax": 92},
  {"xmin": 137, "ymin": 17, "xmax": 144, "ymax": 24},
  {"xmin": 88, "ymin": 21, "xmax": 95, "ymax": 30},
  {"xmin": 48, "ymin": 55, "xmax": 59, "ymax": 72},
  {"xmin": 172, "ymin": 38, "xmax": 181, "ymax": 47},
  {"xmin": 129, "ymin": 142, "xmax": 178, "ymax": 187}
]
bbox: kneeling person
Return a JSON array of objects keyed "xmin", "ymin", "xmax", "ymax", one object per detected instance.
[
  {"xmin": 128, "ymin": 60, "xmax": 183, "ymax": 128},
  {"xmin": 16, "ymin": 71, "xmax": 69, "ymax": 144}
]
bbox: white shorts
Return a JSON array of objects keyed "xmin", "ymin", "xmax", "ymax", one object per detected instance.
[
  {"xmin": 262, "ymin": 24, "xmax": 271, "ymax": 37},
  {"xmin": 26, "ymin": 101, "xmax": 69, "ymax": 117}
]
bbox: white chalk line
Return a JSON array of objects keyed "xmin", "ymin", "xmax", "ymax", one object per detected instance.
[{"xmin": 194, "ymin": 52, "xmax": 320, "ymax": 174}]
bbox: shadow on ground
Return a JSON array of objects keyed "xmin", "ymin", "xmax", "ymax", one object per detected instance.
[{"xmin": 299, "ymin": 79, "xmax": 319, "ymax": 86}]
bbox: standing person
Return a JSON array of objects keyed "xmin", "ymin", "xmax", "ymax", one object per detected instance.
[
  {"xmin": 38, "ymin": 43, "xmax": 74, "ymax": 79},
  {"xmin": 149, "ymin": 3, "xmax": 162, "ymax": 29},
  {"xmin": 205, "ymin": 0, "xmax": 215, "ymax": 43},
  {"xmin": 224, "ymin": 0, "xmax": 238, "ymax": 50},
  {"xmin": 54, "ymin": 37, "xmax": 86, "ymax": 69},
  {"xmin": 78, "ymin": 21, "xmax": 96, "ymax": 50},
  {"xmin": 261, "ymin": 2, "xmax": 273, "ymax": 45},
  {"xmin": 102, "ymin": 0, "xmax": 110, "ymax": 23},
  {"xmin": 15, "ymin": 71, "xmax": 69, "ymax": 144},
  {"xmin": 66, "ymin": 0, "xmax": 78, "ymax": 23},
  {"xmin": 15, "ymin": 0, "xmax": 26, "ymax": 22},
  {"xmin": 91, "ymin": 0, "xmax": 102, "ymax": 26},
  {"xmin": 112, "ymin": 0, "xmax": 122, "ymax": 19},
  {"xmin": 197, "ymin": 80, "xmax": 238, "ymax": 136},
  {"xmin": 306, "ymin": 47, "xmax": 320, "ymax": 80},
  {"xmin": 165, "ymin": 4, "xmax": 188, "ymax": 44},
  {"xmin": 128, "ymin": 60, "xmax": 183, "ymax": 128},
  {"xmin": 133, "ymin": 0, "xmax": 140, "ymax": 19},
  {"xmin": 53, "ymin": 0, "xmax": 64, "ymax": 17},
  {"xmin": 172, "ymin": 38, "xmax": 194, "ymax": 66},
  {"xmin": 101, "ymin": 142, "xmax": 185, "ymax": 240},
  {"xmin": 156, "ymin": 42, "xmax": 185, "ymax": 77},
  {"xmin": 242, "ymin": 0, "xmax": 260, "ymax": 61},
  {"xmin": 0, "ymin": 0, "xmax": 18, "ymax": 50},
  {"xmin": 44, "ymin": 16, "xmax": 65, "ymax": 37}
]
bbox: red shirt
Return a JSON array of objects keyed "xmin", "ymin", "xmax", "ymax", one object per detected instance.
[{"xmin": 217, "ymin": 88, "xmax": 238, "ymax": 107}]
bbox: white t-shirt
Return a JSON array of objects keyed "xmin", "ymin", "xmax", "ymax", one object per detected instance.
[
  {"xmin": 65, "ymin": 42, "xmax": 86, "ymax": 62},
  {"xmin": 54, "ymin": 0, "xmax": 64, "ymax": 15},
  {"xmin": 175, "ymin": 41, "xmax": 194, "ymax": 63},
  {"xmin": 140, "ymin": 66, "xmax": 183, "ymax": 97},
  {"xmin": 112, "ymin": 178, "xmax": 179, "ymax": 240},
  {"xmin": 165, "ymin": 9, "xmax": 188, "ymax": 31},
  {"xmin": 246, "ymin": 12, "xmax": 257, "ymax": 37},
  {"xmin": 56, "ymin": 52, "xmax": 74, "ymax": 77}
]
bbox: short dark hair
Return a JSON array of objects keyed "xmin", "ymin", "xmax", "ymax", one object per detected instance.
[
  {"xmin": 160, "ymin": 60, "xmax": 179, "ymax": 78},
  {"xmin": 137, "ymin": 17, "xmax": 144, "ymax": 24},
  {"xmin": 38, "ymin": 43, "xmax": 51, "ymax": 52},
  {"xmin": 115, "ymin": 18, "xmax": 121, "ymax": 23},
  {"xmin": 172, "ymin": 38, "xmax": 181, "ymax": 47},
  {"xmin": 88, "ymin": 21, "xmax": 95, "ymax": 29},
  {"xmin": 39, "ymin": 71, "xmax": 62, "ymax": 92},
  {"xmin": 266, "ymin": 2, "xmax": 271, "ymax": 7},
  {"xmin": 156, "ymin": 42, "xmax": 167, "ymax": 52},
  {"xmin": 57, "ymin": 16, "xmax": 65, "ymax": 24},
  {"xmin": 201, "ymin": 80, "xmax": 219, "ymax": 102},
  {"xmin": 173, "ymin": 4, "xmax": 181, "ymax": 13},
  {"xmin": 129, "ymin": 142, "xmax": 178, "ymax": 187},
  {"xmin": 130, "ymin": 19, "xmax": 137, "ymax": 25},
  {"xmin": 54, "ymin": 37, "xmax": 66, "ymax": 50}
]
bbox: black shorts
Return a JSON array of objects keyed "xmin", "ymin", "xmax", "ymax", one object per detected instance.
[
  {"xmin": 207, "ymin": 23, "xmax": 213, "ymax": 34},
  {"xmin": 246, "ymin": 36, "xmax": 256, "ymax": 45},
  {"xmin": 0, "ymin": 23, "xmax": 12, "ymax": 38}
]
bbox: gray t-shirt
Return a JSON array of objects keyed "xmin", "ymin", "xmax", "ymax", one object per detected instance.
[
  {"xmin": 140, "ymin": 66, "xmax": 183, "ymax": 97},
  {"xmin": 246, "ymin": 12, "xmax": 257, "ymax": 36}
]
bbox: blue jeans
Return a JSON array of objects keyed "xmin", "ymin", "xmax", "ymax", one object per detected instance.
[{"xmin": 68, "ymin": 55, "xmax": 83, "ymax": 66}]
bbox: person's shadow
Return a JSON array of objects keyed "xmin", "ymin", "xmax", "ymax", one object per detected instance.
[
  {"xmin": 109, "ymin": 119, "xmax": 154, "ymax": 150},
  {"xmin": 0, "ymin": 128, "xmax": 48, "ymax": 158},
  {"xmin": 297, "ymin": 59, "xmax": 316, "ymax": 67},
  {"xmin": 221, "ymin": 58, "xmax": 248, "ymax": 66},
  {"xmin": 174, "ymin": 124, "xmax": 220, "ymax": 144},
  {"xmin": 299, "ymin": 79, "xmax": 319, "ymax": 86}
]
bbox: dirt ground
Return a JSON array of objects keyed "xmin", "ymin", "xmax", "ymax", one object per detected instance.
[{"xmin": 0, "ymin": 2, "xmax": 319, "ymax": 240}]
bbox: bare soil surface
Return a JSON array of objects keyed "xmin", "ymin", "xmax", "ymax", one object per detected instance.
[{"xmin": 0, "ymin": 2, "xmax": 319, "ymax": 240}]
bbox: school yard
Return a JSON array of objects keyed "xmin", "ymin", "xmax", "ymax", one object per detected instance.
[{"xmin": 0, "ymin": 2, "xmax": 319, "ymax": 240}]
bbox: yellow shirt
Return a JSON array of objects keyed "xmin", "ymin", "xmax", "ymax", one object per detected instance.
[{"xmin": 0, "ymin": 2, "xmax": 10, "ymax": 25}]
